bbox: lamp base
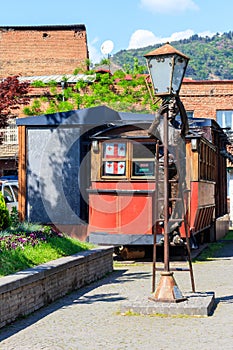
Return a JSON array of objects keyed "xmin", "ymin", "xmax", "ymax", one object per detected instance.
[{"xmin": 149, "ymin": 271, "xmax": 187, "ymax": 303}]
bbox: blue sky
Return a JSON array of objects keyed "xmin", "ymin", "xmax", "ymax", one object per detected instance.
[{"xmin": 0, "ymin": 0, "xmax": 232, "ymax": 63}]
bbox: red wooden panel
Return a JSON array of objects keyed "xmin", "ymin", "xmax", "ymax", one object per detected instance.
[
  {"xmin": 189, "ymin": 182, "xmax": 199, "ymax": 229},
  {"xmin": 187, "ymin": 182, "xmax": 215, "ymax": 236},
  {"xmin": 119, "ymin": 195, "xmax": 152, "ymax": 234},
  {"xmin": 88, "ymin": 194, "xmax": 118, "ymax": 232},
  {"xmin": 88, "ymin": 192, "xmax": 153, "ymax": 235},
  {"xmin": 91, "ymin": 181, "xmax": 155, "ymax": 191},
  {"xmin": 88, "ymin": 181, "xmax": 155, "ymax": 236}
]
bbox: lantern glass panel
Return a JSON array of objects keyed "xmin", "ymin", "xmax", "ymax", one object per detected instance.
[
  {"xmin": 172, "ymin": 55, "xmax": 188, "ymax": 94},
  {"xmin": 148, "ymin": 55, "xmax": 173, "ymax": 95}
]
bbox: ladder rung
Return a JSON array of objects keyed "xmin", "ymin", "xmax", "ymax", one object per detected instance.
[
  {"xmin": 155, "ymin": 267, "xmax": 190, "ymax": 272},
  {"xmin": 154, "ymin": 219, "xmax": 184, "ymax": 223},
  {"xmin": 157, "ymin": 179, "xmax": 178, "ymax": 183},
  {"xmin": 156, "ymin": 198, "xmax": 182, "ymax": 203}
]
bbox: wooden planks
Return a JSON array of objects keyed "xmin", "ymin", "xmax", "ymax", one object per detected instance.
[{"xmin": 18, "ymin": 126, "xmax": 26, "ymax": 221}]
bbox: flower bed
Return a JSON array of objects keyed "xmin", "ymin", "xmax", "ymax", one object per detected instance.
[{"xmin": 0, "ymin": 224, "xmax": 91, "ymax": 276}]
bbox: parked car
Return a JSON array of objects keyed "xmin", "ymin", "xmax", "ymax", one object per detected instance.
[{"xmin": 0, "ymin": 179, "xmax": 18, "ymax": 211}]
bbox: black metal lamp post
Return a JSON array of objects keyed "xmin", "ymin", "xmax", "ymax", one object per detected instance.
[
  {"xmin": 61, "ymin": 80, "xmax": 67, "ymax": 102},
  {"xmin": 145, "ymin": 43, "xmax": 190, "ymax": 302}
]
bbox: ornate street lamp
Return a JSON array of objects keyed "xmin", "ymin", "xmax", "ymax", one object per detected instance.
[
  {"xmin": 145, "ymin": 43, "xmax": 190, "ymax": 302},
  {"xmin": 144, "ymin": 42, "xmax": 189, "ymax": 97}
]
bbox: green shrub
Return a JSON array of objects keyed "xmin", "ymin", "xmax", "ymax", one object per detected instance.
[
  {"xmin": 23, "ymin": 99, "xmax": 42, "ymax": 116},
  {"xmin": 10, "ymin": 207, "xmax": 20, "ymax": 228},
  {"xmin": 0, "ymin": 192, "xmax": 11, "ymax": 230},
  {"xmin": 31, "ymin": 80, "xmax": 46, "ymax": 87},
  {"xmin": 47, "ymin": 80, "xmax": 58, "ymax": 87}
]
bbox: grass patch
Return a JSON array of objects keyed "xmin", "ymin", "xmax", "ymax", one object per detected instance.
[
  {"xmin": 119, "ymin": 310, "xmax": 141, "ymax": 316},
  {"xmin": 113, "ymin": 261, "xmax": 140, "ymax": 268},
  {"xmin": 0, "ymin": 224, "xmax": 93, "ymax": 277},
  {"xmin": 222, "ymin": 229, "xmax": 233, "ymax": 240},
  {"xmin": 118, "ymin": 310, "xmax": 203, "ymax": 318},
  {"xmin": 194, "ymin": 242, "xmax": 225, "ymax": 261},
  {"xmin": 194, "ymin": 230, "xmax": 233, "ymax": 262}
]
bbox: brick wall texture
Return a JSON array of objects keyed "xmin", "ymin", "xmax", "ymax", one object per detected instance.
[
  {"xmin": 180, "ymin": 80, "xmax": 233, "ymax": 119},
  {"xmin": 0, "ymin": 246, "xmax": 113, "ymax": 328},
  {"xmin": 0, "ymin": 25, "xmax": 89, "ymax": 78}
]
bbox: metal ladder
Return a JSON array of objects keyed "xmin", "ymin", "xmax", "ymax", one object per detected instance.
[{"xmin": 152, "ymin": 140, "xmax": 195, "ymax": 293}]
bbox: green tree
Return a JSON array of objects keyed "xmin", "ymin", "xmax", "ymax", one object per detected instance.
[
  {"xmin": 23, "ymin": 65, "xmax": 159, "ymax": 116},
  {"xmin": 112, "ymin": 31, "xmax": 233, "ymax": 80}
]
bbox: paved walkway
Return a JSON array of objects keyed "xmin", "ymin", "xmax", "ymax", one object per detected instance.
[{"xmin": 0, "ymin": 242, "xmax": 233, "ymax": 350}]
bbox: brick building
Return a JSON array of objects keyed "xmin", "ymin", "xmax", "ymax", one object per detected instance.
[
  {"xmin": 181, "ymin": 79, "xmax": 233, "ymax": 225},
  {"xmin": 181, "ymin": 79, "xmax": 233, "ymax": 121},
  {"xmin": 0, "ymin": 24, "xmax": 89, "ymax": 78},
  {"xmin": 0, "ymin": 24, "xmax": 89, "ymax": 176}
]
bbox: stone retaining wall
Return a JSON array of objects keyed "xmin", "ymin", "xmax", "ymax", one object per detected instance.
[{"xmin": 0, "ymin": 246, "xmax": 113, "ymax": 328}]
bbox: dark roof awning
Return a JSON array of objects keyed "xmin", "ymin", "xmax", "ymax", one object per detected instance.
[
  {"xmin": 16, "ymin": 106, "xmax": 122, "ymax": 126},
  {"xmin": 16, "ymin": 106, "xmax": 155, "ymax": 127}
]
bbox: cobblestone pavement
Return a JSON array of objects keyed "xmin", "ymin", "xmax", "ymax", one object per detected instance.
[{"xmin": 0, "ymin": 243, "xmax": 233, "ymax": 350}]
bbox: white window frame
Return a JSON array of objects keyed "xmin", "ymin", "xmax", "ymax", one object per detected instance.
[
  {"xmin": 0, "ymin": 119, "xmax": 18, "ymax": 145},
  {"xmin": 217, "ymin": 110, "xmax": 233, "ymax": 129}
]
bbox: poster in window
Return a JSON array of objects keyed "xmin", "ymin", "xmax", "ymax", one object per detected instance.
[
  {"xmin": 104, "ymin": 161, "xmax": 126, "ymax": 175},
  {"xmin": 133, "ymin": 161, "xmax": 154, "ymax": 176},
  {"xmin": 104, "ymin": 143, "xmax": 126, "ymax": 158}
]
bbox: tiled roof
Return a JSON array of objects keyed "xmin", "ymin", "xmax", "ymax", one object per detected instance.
[{"xmin": 94, "ymin": 62, "xmax": 123, "ymax": 75}]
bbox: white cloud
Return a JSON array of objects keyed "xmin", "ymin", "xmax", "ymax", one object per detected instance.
[
  {"xmin": 198, "ymin": 30, "xmax": 216, "ymax": 38},
  {"xmin": 140, "ymin": 0, "xmax": 199, "ymax": 14},
  {"xmin": 128, "ymin": 29, "xmax": 216, "ymax": 49},
  {"xmin": 128, "ymin": 30, "xmax": 161, "ymax": 49},
  {"xmin": 88, "ymin": 38, "xmax": 102, "ymax": 64},
  {"xmin": 89, "ymin": 29, "xmax": 217, "ymax": 64},
  {"xmin": 169, "ymin": 29, "xmax": 195, "ymax": 41}
]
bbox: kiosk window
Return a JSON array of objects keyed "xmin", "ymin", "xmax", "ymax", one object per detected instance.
[
  {"xmin": 133, "ymin": 143, "xmax": 155, "ymax": 159},
  {"xmin": 133, "ymin": 161, "xmax": 154, "ymax": 176},
  {"xmin": 102, "ymin": 142, "xmax": 127, "ymax": 177},
  {"xmin": 132, "ymin": 142, "xmax": 155, "ymax": 177},
  {"xmin": 100, "ymin": 141, "xmax": 155, "ymax": 179},
  {"xmin": 103, "ymin": 142, "xmax": 126, "ymax": 158},
  {"xmin": 104, "ymin": 161, "xmax": 126, "ymax": 175}
]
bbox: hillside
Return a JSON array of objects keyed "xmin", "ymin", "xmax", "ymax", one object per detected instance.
[{"xmin": 112, "ymin": 31, "xmax": 233, "ymax": 80}]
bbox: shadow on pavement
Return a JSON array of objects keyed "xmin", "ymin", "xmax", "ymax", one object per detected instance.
[
  {"xmin": 214, "ymin": 240, "xmax": 233, "ymax": 258},
  {"xmin": 0, "ymin": 268, "xmax": 127, "ymax": 342},
  {"xmin": 215, "ymin": 294, "xmax": 233, "ymax": 304},
  {"xmin": 0, "ymin": 267, "xmax": 152, "ymax": 341}
]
